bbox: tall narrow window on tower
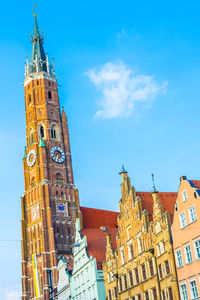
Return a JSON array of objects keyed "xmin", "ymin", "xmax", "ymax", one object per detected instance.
[
  {"xmin": 28, "ymin": 128, "xmax": 34, "ymax": 145},
  {"xmin": 38, "ymin": 124, "xmax": 45, "ymax": 138},
  {"xmin": 51, "ymin": 124, "xmax": 57, "ymax": 139},
  {"xmin": 48, "ymin": 91, "xmax": 52, "ymax": 100}
]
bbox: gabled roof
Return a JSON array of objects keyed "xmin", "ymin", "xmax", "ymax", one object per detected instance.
[
  {"xmin": 190, "ymin": 180, "xmax": 200, "ymax": 190},
  {"xmin": 81, "ymin": 228, "xmax": 118, "ymax": 270},
  {"xmin": 80, "ymin": 206, "xmax": 119, "ymax": 229},
  {"xmin": 137, "ymin": 191, "xmax": 177, "ymax": 222}
]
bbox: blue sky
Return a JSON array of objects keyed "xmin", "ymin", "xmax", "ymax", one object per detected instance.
[{"xmin": 1, "ymin": 0, "xmax": 200, "ymax": 298}]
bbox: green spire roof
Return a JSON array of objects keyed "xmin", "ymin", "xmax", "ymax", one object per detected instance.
[
  {"xmin": 39, "ymin": 138, "xmax": 46, "ymax": 148},
  {"xmin": 30, "ymin": 16, "xmax": 47, "ymax": 74},
  {"xmin": 23, "ymin": 146, "xmax": 27, "ymax": 159}
]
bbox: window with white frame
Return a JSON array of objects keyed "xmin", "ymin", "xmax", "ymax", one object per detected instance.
[
  {"xmin": 184, "ymin": 245, "xmax": 193, "ymax": 264},
  {"xmin": 120, "ymin": 249, "xmax": 125, "ymax": 265},
  {"xmin": 180, "ymin": 212, "xmax": 187, "ymax": 228},
  {"xmin": 190, "ymin": 280, "xmax": 199, "ymax": 299},
  {"xmin": 188, "ymin": 206, "xmax": 197, "ymax": 223},
  {"xmin": 176, "ymin": 249, "xmax": 183, "ymax": 268},
  {"xmin": 138, "ymin": 237, "xmax": 143, "ymax": 253},
  {"xmin": 182, "ymin": 190, "xmax": 188, "ymax": 202},
  {"xmin": 194, "ymin": 239, "xmax": 200, "ymax": 259},
  {"xmin": 180, "ymin": 284, "xmax": 188, "ymax": 300},
  {"xmin": 128, "ymin": 243, "xmax": 134, "ymax": 260},
  {"xmin": 107, "ymin": 273, "xmax": 110, "ymax": 283}
]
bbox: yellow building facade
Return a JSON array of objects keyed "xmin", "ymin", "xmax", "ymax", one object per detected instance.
[{"xmin": 103, "ymin": 169, "xmax": 180, "ymax": 300}]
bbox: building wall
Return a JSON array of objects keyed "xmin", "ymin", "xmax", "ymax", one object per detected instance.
[
  {"xmin": 172, "ymin": 177, "xmax": 200, "ymax": 300},
  {"xmin": 57, "ymin": 258, "xmax": 71, "ymax": 300},
  {"xmin": 103, "ymin": 171, "xmax": 179, "ymax": 300},
  {"xmin": 70, "ymin": 219, "xmax": 106, "ymax": 300}
]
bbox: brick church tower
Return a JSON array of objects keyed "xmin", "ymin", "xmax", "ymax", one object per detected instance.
[{"xmin": 21, "ymin": 14, "xmax": 80, "ymax": 299}]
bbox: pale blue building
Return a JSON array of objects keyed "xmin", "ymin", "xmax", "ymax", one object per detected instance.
[{"xmin": 70, "ymin": 218, "xmax": 106, "ymax": 300}]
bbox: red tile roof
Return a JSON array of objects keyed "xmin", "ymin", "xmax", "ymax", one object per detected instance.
[
  {"xmin": 81, "ymin": 228, "xmax": 118, "ymax": 270},
  {"xmin": 191, "ymin": 180, "xmax": 200, "ymax": 190},
  {"xmin": 80, "ymin": 191, "xmax": 177, "ymax": 269},
  {"xmin": 137, "ymin": 192, "xmax": 177, "ymax": 222},
  {"xmin": 80, "ymin": 206, "xmax": 119, "ymax": 229}
]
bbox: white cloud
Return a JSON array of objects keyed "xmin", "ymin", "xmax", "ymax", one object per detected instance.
[
  {"xmin": 4, "ymin": 288, "xmax": 21, "ymax": 300},
  {"xmin": 86, "ymin": 61, "xmax": 167, "ymax": 119},
  {"xmin": 117, "ymin": 28, "xmax": 126, "ymax": 38}
]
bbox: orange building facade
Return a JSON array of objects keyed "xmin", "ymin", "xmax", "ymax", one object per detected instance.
[
  {"xmin": 172, "ymin": 177, "xmax": 200, "ymax": 300},
  {"xmin": 103, "ymin": 169, "xmax": 180, "ymax": 300},
  {"xmin": 21, "ymin": 16, "xmax": 81, "ymax": 299}
]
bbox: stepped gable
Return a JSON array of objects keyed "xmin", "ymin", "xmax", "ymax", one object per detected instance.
[
  {"xmin": 80, "ymin": 207, "xmax": 118, "ymax": 269},
  {"xmin": 80, "ymin": 206, "xmax": 119, "ymax": 229},
  {"xmin": 137, "ymin": 191, "xmax": 177, "ymax": 222}
]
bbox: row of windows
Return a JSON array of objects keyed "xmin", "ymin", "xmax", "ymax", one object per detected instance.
[
  {"xmin": 28, "ymin": 89, "xmax": 54, "ymax": 104},
  {"xmin": 175, "ymin": 238, "xmax": 200, "ymax": 267},
  {"xmin": 180, "ymin": 280, "xmax": 199, "ymax": 300},
  {"xmin": 108, "ymin": 286, "xmax": 173, "ymax": 300},
  {"xmin": 114, "ymin": 259, "xmax": 170, "ymax": 296},
  {"xmin": 27, "ymin": 80, "xmax": 53, "ymax": 90},
  {"xmin": 73, "ymin": 285, "xmax": 96, "ymax": 300},
  {"xmin": 120, "ymin": 238, "xmax": 143, "ymax": 265},
  {"xmin": 28, "ymin": 124, "xmax": 58, "ymax": 145},
  {"xmin": 116, "ymin": 259, "xmax": 155, "ymax": 292},
  {"xmin": 179, "ymin": 205, "xmax": 197, "ymax": 228},
  {"xmin": 73, "ymin": 266, "xmax": 89, "ymax": 289},
  {"xmin": 182, "ymin": 190, "xmax": 198, "ymax": 202},
  {"xmin": 120, "ymin": 239, "xmax": 166, "ymax": 269}
]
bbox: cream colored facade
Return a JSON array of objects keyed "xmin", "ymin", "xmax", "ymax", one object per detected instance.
[{"xmin": 103, "ymin": 170, "xmax": 180, "ymax": 300}]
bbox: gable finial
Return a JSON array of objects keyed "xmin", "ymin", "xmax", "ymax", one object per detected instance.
[
  {"xmin": 151, "ymin": 173, "xmax": 156, "ymax": 192},
  {"xmin": 119, "ymin": 165, "xmax": 127, "ymax": 175}
]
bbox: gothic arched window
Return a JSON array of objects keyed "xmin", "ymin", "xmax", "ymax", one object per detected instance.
[
  {"xmin": 28, "ymin": 128, "xmax": 34, "ymax": 145},
  {"xmin": 51, "ymin": 125, "xmax": 56, "ymax": 139},
  {"xmin": 38, "ymin": 124, "xmax": 45, "ymax": 139},
  {"xmin": 55, "ymin": 173, "xmax": 63, "ymax": 185},
  {"xmin": 48, "ymin": 91, "xmax": 52, "ymax": 100}
]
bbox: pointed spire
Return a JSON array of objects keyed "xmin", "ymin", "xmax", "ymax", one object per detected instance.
[
  {"xmin": 33, "ymin": 14, "xmax": 40, "ymax": 39},
  {"xmin": 39, "ymin": 138, "xmax": 46, "ymax": 148},
  {"xmin": 151, "ymin": 173, "xmax": 157, "ymax": 192},
  {"xmin": 30, "ymin": 14, "xmax": 47, "ymax": 74},
  {"xmin": 61, "ymin": 107, "xmax": 68, "ymax": 121}
]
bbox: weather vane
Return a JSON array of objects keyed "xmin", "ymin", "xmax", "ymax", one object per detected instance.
[
  {"xmin": 32, "ymin": 4, "xmax": 37, "ymax": 17},
  {"xmin": 152, "ymin": 173, "xmax": 156, "ymax": 192}
]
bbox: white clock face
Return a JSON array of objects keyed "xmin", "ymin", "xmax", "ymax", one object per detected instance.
[
  {"xmin": 51, "ymin": 146, "xmax": 65, "ymax": 163},
  {"xmin": 27, "ymin": 149, "xmax": 36, "ymax": 167}
]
